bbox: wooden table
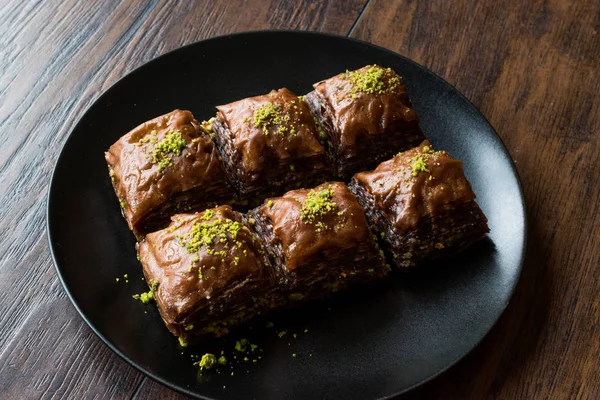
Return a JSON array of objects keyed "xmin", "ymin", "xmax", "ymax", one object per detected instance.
[{"xmin": 1, "ymin": 1, "xmax": 598, "ymax": 398}]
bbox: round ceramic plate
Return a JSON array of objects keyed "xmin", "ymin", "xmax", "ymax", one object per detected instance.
[{"xmin": 48, "ymin": 31, "xmax": 526, "ymax": 400}]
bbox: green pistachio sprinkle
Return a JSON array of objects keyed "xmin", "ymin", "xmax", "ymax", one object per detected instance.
[
  {"xmin": 178, "ymin": 337, "xmax": 187, "ymax": 347},
  {"xmin": 197, "ymin": 353, "xmax": 217, "ymax": 370},
  {"xmin": 201, "ymin": 117, "xmax": 215, "ymax": 133},
  {"xmin": 410, "ymin": 156, "xmax": 430, "ymax": 176},
  {"xmin": 299, "ymin": 187, "xmax": 337, "ymax": 224},
  {"xmin": 185, "ymin": 324, "xmax": 194, "ymax": 331},
  {"xmin": 267, "ymin": 200, "xmax": 274, "ymax": 207},
  {"xmin": 182, "ymin": 213, "xmax": 242, "ymax": 255},
  {"xmin": 153, "ymin": 130, "xmax": 187, "ymax": 172},
  {"xmin": 218, "ymin": 355, "xmax": 227, "ymax": 365},
  {"xmin": 250, "ymin": 344, "xmax": 258, "ymax": 352},
  {"xmin": 289, "ymin": 165, "xmax": 295, "ymax": 171},
  {"xmin": 344, "ymin": 65, "xmax": 402, "ymax": 96},
  {"xmin": 266, "ymin": 321, "xmax": 274, "ymax": 328},
  {"xmin": 313, "ymin": 117, "xmax": 327, "ymax": 141},
  {"xmin": 119, "ymin": 200, "xmax": 125, "ymax": 209},
  {"xmin": 235, "ymin": 338, "xmax": 249, "ymax": 352},
  {"xmin": 253, "ymin": 102, "xmax": 292, "ymax": 135},
  {"xmin": 132, "ymin": 280, "xmax": 159, "ymax": 304}
]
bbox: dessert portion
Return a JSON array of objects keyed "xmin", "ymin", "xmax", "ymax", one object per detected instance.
[
  {"xmin": 105, "ymin": 110, "xmax": 234, "ymax": 238},
  {"xmin": 250, "ymin": 182, "xmax": 389, "ymax": 302},
  {"xmin": 104, "ymin": 65, "xmax": 492, "ymax": 343},
  {"xmin": 212, "ymin": 88, "xmax": 330, "ymax": 205},
  {"xmin": 349, "ymin": 141, "xmax": 489, "ymax": 267},
  {"xmin": 304, "ymin": 65, "xmax": 424, "ymax": 179},
  {"xmin": 137, "ymin": 205, "xmax": 283, "ymax": 344}
]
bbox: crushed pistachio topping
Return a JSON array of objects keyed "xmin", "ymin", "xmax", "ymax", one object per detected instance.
[
  {"xmin": 218, "ymin": 355, "xmax": 227, "ymax": 365},
  {"xmin": 299, "ymin": 187, "xmax": 337, "ymax": 225},
  {"xmin": 201, "ymin": 117, "xmax": 216, "ymax": 133},
  {"xmin": 197, "ymin": 353, "xmax": 217, "ymax": 370},
  {"xmin": 153, "ymin": 130, "xmax": 187, "ymax": 172},
  {"xmin": 410, "ymin": 156, "xmax": 429, "ymax": 176},
  {"xmin": 119, "ymin": 200, "xmax": 125, "ymax": 209},
  {"xmin": 235, "ymin": 338, "xmax": 249, "ymax": 352},
  {"xmin": 185, "ymin": 324, "xmax": 194, "ymax": 331},
  {"xmin": 313, "ymin": 117, "xmax": 327, "ymax": 141},
  {"xmin": 178, "ymin": 337, "xmax": 187, "ymax": 347},
  {"xmin": 132, "ymin": 280, "xmax": 159, "ymax": 304},
  {"xmin": 138, "ymin": 129, "xmax": 187, "ymax": 172},
  {"xmin": 266, "ymin": 321, "xmax": 274, "ymax": 328},
  {"xmin": 252, "ymin": 102, "xmax": 292, "ymax": 135},
  {"xmin": 342, "ymin": 65, "xmax": 402, "ymax": 98},
  {"xmin": 181, "ymin": 212, "xmax": 243, "ymax": 258}
]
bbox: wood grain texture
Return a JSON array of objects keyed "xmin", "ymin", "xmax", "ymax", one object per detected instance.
[
  {"xmin": 351, "ymin": 1, "xmax": 600, "ymax": 399},
  {"xmin": 1, "ymin": 0, "xmax": 599, "ymax": 398},
  {"xmin": 0, "ymin": 0, "xmax": 366, "ymax": 399},
  {"xmin": 0, "ymin": 298, "xmax": 143, "ymax": 399}
]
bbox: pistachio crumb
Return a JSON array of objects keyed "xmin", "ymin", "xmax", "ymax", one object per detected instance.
[
  {"xmin": 196, "ymin": 353, "xmax": 216, "ymax": 370},
  {"xmin": 410, "ymin": 155, "xmax": 429, "ymax": 176},
  {"xmin": 300, "ymin": 187, "xmax": 337, "ymax": 224}
]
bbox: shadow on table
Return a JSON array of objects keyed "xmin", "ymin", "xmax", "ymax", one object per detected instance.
[{"xmin": 397, "ymin": 213, "xmax": 550, "ymax": 399}]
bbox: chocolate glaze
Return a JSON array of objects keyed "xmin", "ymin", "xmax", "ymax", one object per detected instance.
[
  {"xmin": 105, "ymin": 110, "xmax": 232, "ymax": 237},
  {"xmin": 214, "ymin": 88, "xmax": 328, "ymax": 189},
  {"xmin": 138, "ymin": 205, "xmax": 280, "ymax": 339}
]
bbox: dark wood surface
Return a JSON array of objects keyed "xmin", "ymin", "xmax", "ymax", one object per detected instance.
[{"xmin": 1, "ymin": 0, "xmax": 598, "ymax": 398}]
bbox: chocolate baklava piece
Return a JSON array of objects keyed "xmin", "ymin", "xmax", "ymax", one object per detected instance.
[
  {"xmin": 304, "ymin": 65, "xmax": 424, "ymax": 179},
  {"xmin": 105, "ymin": 110, "xmax": 234, "ymax": 238},
  {"xmin": 250, "ymin": 182, "xmax": 389, "ymax": 302},
  {"xmin": 349, "ymin": 141, "xmax": 489, "ymax": 267},
  {"xmin": 137, "ymin": 205, "xmax": 283, "ymax": 344},
  {"xmin": 212, "ymin": 88, "xmax": 331, "ymax": 205}
]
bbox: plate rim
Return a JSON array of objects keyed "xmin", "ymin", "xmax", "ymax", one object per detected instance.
[{"xmin": 47, "ymin": 29, "xmax": 527, "ymax": 399}]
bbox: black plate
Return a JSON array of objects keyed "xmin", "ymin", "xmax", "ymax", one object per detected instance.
[{"xmin": 48, "ymin": 31, "xmax": 526, "ymax": 400}]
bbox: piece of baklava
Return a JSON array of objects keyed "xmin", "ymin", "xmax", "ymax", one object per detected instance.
[
  {"xmin": 137, "ymin": 205, "xmax": 283, "ymax": 344},
  {"xmin": 105, "ymin": 110, "xmax": 234, "ymax": 238},
  {"xmin": 250, "ymin": 182, "xmax": 389, "ymax": 302},
  {"xmin": 349, "ymin": 141, "xmax": 489, "ymax": 267},
  {"xmin": 304, "ymin": 65, "xmax": 424, "ymax": 179},
  {"xmin": 212, "ymin": 88, "xmax": 331, "ymax": 205}
]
